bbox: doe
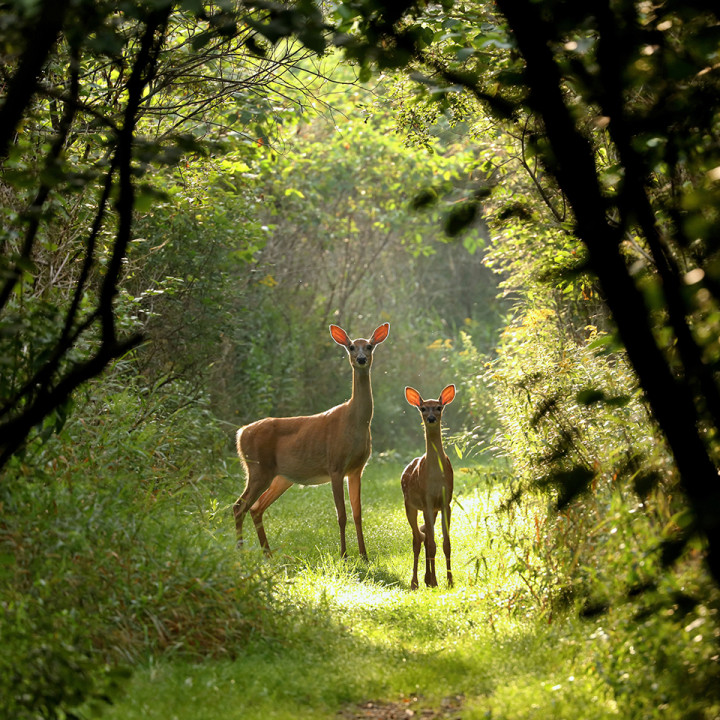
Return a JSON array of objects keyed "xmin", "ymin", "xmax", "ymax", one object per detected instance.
[
  {"xmin": 401, "ymin": 384, "xmax": 456, "ymax": 590},
  {"xmin": 233, "ymin": 322, "xmax": 390, "ymax": 559}
]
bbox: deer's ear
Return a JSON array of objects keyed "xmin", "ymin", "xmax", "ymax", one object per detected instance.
[
  {"xmin": 370, "ymin": 323, "xmax": 389, "ymax": 345},
  {"xmin": 440, "ymin": 384, "xmax": 456, "ymax": 405},
  {"xmin": 330, "ymin": 325, "xmax": 350, "ymax": 346},
  {"xmin": 405, "ymin": 386, "xmax": 422, "ymax": 407}
]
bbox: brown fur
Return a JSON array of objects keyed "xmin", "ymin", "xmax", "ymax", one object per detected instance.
[
  {"xmin": 401, "ymin": 384, "xmax": 455, "ymax": 589},
  {"xmin": 233, "ymin": 323, "xmax": 389, "ymax": 558}
]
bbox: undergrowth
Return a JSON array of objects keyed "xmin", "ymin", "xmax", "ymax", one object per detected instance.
[
  {"xmin": 2, "ymin": 375, "xmax": 719, "ymax": 720},
  {"xmin": 0, "ymin": 375, "xmax": 274, "ymax": 719}
]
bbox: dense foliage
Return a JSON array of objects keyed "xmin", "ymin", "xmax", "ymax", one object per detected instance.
[{"xmin": 2, "ymin": 0, "xmax": 720, "ymax": 717}]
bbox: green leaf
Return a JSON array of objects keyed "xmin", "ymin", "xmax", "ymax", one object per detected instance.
[
  {"xmin": 410, "ymin": 188, "xmax": 437, "ymax": 210},
  {"xmin": 660, "ymin": 536, "xmax": 689, "ymax": 568},
  {"xmin": 538, "ymin": 466, "xmax": 595, "ymax": 510},
  {"xmin": 358, "ymin": 63, "xmax": 372, "ymax": 83},
  {"xmin": 298, "ymin": 28, "xmax": 327, "ymax": 54},
  {"xmin": 633, "ymin": 470, "xmax": 661, "ymax": 499},
  {"xmin": 180, "ymin": 0, "xmax": 204, "ymax": 13},
  {"xmin": 244, "ymin": 35, "xmax": 268, "ymax": 57},
  {"xmin": 191, "ymin": 30, "xmax": 213, "ymax": 51}
]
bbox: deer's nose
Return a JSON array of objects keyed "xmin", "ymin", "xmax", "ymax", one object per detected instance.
[
  {"xmin": 427, "ymin": 415, "xmax": 437, "ymax": 423},
  {"xmin": 357, "ymin": 356, "xmax": 367, "ymax": 365}
]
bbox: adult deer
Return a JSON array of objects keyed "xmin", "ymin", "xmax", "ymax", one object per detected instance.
[
  {"xmin": 401, "ymin": 384, "xmax": 456, "ymax": 590},
  {"xmin": 233, "ymin": 322, "xmax": 389, "ymax": 559}
]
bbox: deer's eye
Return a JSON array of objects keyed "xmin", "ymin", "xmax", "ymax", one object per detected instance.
[
  {"xmin": 366, "ymin": 344, "xmax": 373, "ymax": 351},
  {"xmin": 349, "ymin": 345, "xmax": 355, "ymax": 351}
]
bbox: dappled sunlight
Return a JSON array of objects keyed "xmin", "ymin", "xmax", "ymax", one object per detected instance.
[
  {"xmin": 260, "ymin": 462, "xmax": 551, "ymax": 623},
  {"xmin": 259, "ymin": 462, "xmax": 557, "ymax": 656},
  {"xmin": 4, "ymin": 1, "xmax": 719, "ymax": 717}
]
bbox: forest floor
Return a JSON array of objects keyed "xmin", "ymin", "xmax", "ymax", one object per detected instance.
[
  {"xmin": 339, "ymin": 695, "xmax": 464, "ymax": 719},
  {"xmin": 100, "ymin": 459, "xmax": 620, "ymax": 720}
]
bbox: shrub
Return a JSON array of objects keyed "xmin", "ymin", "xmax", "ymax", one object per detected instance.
[{"xmin": 0, "ymin": 367, "xmax": 274, "ymax": 719}]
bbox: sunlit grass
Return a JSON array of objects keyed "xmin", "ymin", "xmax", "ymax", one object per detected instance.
[
  {"xmin": 98, "ymin": 454, "xmax": 720, "ymax": 720},
  {"xmin": 102, "ymin": 458, "xmax": 624, "ymax": 720}
]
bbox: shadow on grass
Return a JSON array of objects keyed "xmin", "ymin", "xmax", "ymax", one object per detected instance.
[
  {"xmin": 102, "ymin": 590, "xmax": 502, "ymax": 720},
  {"xmin": 351, "ymin": 561, "xmax": 405, "ymax": 589}
]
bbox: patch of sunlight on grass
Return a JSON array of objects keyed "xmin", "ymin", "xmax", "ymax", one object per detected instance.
[
  {"xmin": 106, "ymin": 459, "xmax": 610, "ymax": 720},
  {"xmin": 463, "ymin": 671, "xmax": 620, "ymax": 720},
  {"xmin": 326, "ymin": 578, "xmax": 402, "ymax": 609}
]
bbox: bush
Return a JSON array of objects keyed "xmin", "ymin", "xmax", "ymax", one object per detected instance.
[
  {"xmin": 0, "ymin": 595, "xmax": 130, "ymax": 720},
  {"xmin": 0, "ymin": 367, "xmax": 275, "ymax": 718}
]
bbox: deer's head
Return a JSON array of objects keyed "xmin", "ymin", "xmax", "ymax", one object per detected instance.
[
  {"xmin": 405, "ymin": 384, "xmax": 456, "ymax": 425},
  {"xmin": 330, "ymin": 323, "xmax": 389, "ymax": 370}
]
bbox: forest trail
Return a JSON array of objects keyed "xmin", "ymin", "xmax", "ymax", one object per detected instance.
[
  {"xmin": 102, "ymin": 460, "xmax": 611, "ymax": 720},
  {"xmin": 339, "ymin": 695, "xmax": 464, "ymax": 720}
]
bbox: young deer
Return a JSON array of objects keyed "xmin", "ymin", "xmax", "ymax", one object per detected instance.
[
  {"xmin": 401, "ymin": 384, "xmax": 456, "ymax": 590},
  {"xmin": 233, "ymin": 322, "xmax": 389, "ymax": 559}
]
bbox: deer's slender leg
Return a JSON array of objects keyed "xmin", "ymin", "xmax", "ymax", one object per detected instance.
[
  {"xmin": 423, "ymin": 508, "xmax": 438, "ymax": 588},
  {"xmin": 405, "ymin": 504, "xmax": 424, "ymax": 590},
  {"xmin": 234, "ymin": 466, "xmax": 274, "ymax": 548},
  {"xmin": 441, "ymin": 503, "xmax": 453, "ymax": 588},
  {"xmin": 331, "ymin": 474, "xmax": 348, "ymax": 557},
  {"xmin": 249, "ymin": 475, "xmax": 293, "ymax": 554},
  {"xmin": 347, "ymin": 469, "xmax": 367, "ymax": 560}
]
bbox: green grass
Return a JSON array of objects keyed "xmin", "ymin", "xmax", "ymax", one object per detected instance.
[
  {"xmin": 7, "ymin": 447, "xmax": 716, "ymax": 720},
  {"xmin": 6, "ymin": 377, "xmax": 716, "ymax": 719},
  {"xmin": 100, "ymin": 458, "xmax": 624, "ymax": 720}
]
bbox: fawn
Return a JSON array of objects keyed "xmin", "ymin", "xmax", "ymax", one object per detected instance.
[
  {"xmin": 233, "ymin": 323, "xmax": 389, "ymax": 558},
  {"xmin": 401, "ymin": 384, "xmax": 456, "ymax": 589}
]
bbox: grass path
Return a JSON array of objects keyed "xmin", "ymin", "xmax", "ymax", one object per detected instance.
[{"xmin": 102, "ymin": 459, "xmax": 617, "ymax": 720}]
